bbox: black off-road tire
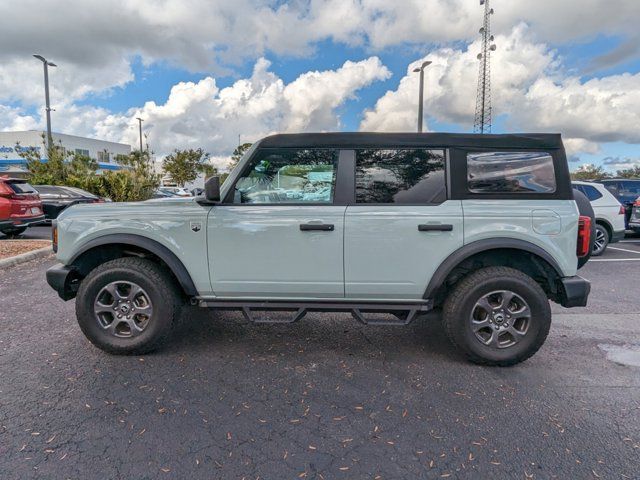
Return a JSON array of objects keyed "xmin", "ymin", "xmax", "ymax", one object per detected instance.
[
  {"xmin": 442, "ymin": 266, "xmax": 551, "ymax": 366},
  {"xmin": 75, "ymin": 257, "xmax": 182, "ymax": 354}
]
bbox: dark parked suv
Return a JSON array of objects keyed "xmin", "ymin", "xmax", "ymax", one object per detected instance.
[
  {"xmin": 34, "ymin": 185, "xmax": 104, "ymax": 222},
  {"xmin": 598, "ymin": 179, "xmax": 640, "ymax": 230}
]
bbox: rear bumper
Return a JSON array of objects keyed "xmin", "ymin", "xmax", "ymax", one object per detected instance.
[
  {"xmin": 611, "ymin": 229, "xmax": 626, "ymax": 243},
  {"xmin": 46, "ymin": 263, "xmax": 79, "ymax": 301},
  {"xmin": 559, "ymin": 276, "xmax": 591, "ymax": 308},
  {"xmin": 6, "ymin": 214, "xmax": 46, "ymax": 228}
]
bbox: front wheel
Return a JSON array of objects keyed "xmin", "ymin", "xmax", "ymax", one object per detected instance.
[
  {"xmin": 75, "ymin": 257, "xmax": 182, "ymax": 354},
  {"xmin": 592, "ymin": 224, "xmax": 609, "ymax": 256},
  {"xmin": 442, "ymin": 267, "xmax": 551, "ymax": 366}
]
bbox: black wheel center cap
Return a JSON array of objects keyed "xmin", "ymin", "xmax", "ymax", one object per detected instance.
[{"xmin": 493, "ymin": 312, "xmax": 505, "ymax": 325}]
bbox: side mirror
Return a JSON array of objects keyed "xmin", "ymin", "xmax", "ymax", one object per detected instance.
[{"xmin": 204, "ymin": 176, "xmax": 221, "ymax": 203}]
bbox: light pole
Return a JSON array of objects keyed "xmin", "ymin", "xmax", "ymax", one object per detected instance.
[
  {"xmin": 413, "ymin": 60, "xmax": 432, "ymax": 133},
  {"xmin": 33, "ymin": 54, "xmax": 57, "ymax": 150},
  {"xmin": 136, "ymin": 117, "xmax": 144, "ymax": 152}
]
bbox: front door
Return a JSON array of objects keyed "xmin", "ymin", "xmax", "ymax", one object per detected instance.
[
  {"xmin": 344, "ymin": 148, "xmax": 464, "ymax": 300},
  {"xmin": 208, "ymin": 147, "xmax": 345, "ymax": 299}
]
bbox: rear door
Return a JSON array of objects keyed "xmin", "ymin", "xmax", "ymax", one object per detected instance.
[
  {"xmin": 344, "ymin": 148, "xmax": 464, "ymax": 300},
  {"xmin": 208, "ymin": 148, "xmax": 347, "ymax": 299}
]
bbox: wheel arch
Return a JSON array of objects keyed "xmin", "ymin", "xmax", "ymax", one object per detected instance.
[
  {"xmin": 424, "ymin": 238, "xmax": 564, "ymax": 306},
  {"xmin": 68, "ymin": 234, "xmax": 198, "ymax": 297},
  {"xmin": 595, "ymin": 218, "xmax": 612, "ymax": 238}
]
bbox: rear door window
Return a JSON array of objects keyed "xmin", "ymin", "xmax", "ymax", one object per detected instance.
[
  {"xmin": 467, "ymin": 151, "xmax": 556, "ymax": 194},
  {"xmin": 355, "ymin": 149, "xmax": 446, "ymax": 204}
]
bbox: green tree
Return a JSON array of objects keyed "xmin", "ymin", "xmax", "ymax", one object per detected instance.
[
  {"xmin": 570, "ymin": 164, "xmax": 610, "ymax": 181},
  {"xmin": 162, "ymin": 148, "xmax": 212, "ymax": 186},
  {"xmin": 616, "ymin": 166, "xmax": 640, "ymax": 179},
  {"xmin": 98, "ymin": 150, "xmax": 160, "ymax": 202},
  {"xmin": 230, "ymin": 142, "xmax": 253, "ymax": 171}
]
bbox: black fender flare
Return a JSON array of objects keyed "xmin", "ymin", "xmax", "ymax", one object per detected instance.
[
  {"xmin": 69, "ymin": 233, "xmax": 198, "ymax": 296},
  {"xmin": 423, "ymin": 238, "xmax": 564, "ymax": 299}
]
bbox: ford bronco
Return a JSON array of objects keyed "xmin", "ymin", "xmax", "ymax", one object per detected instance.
[{"xmin": 46, "ymin": 133, "xmax": 592, "ymax": 366}]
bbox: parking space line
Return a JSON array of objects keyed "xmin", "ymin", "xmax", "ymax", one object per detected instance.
[
  {"xmin": 607, "ymin": 246, "xmax": 640, "ymax": 255},
  {"xmin": 590, "ymin": 258, "xmax": 640, "ymax": 262}
]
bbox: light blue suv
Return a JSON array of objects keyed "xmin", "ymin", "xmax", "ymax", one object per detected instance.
[{"xmin": 46, "ymin": 133, "xmax": 593, "ymax": 365}]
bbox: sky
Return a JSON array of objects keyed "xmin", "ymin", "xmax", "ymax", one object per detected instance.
[{"xmin": 1, "ymin": 0, "xmax": 639, "ymax": 172}]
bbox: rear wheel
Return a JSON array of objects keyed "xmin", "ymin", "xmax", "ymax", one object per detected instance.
[
  {"xmin": 75, "ymin": 257, "xmax": 182, "ymax": 354},
  {"xmin": 592, "ymin": 224, "xmax": 609, "ymax": 256},
  {"xmin": 443, "ymin": 267, "xmax": 551, "ymax": 366}
]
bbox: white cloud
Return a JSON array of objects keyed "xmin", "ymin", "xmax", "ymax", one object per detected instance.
[
  {"xmin": 91, "ymin": 57, "xmax": 390, "ymax": 165},
  {"xmin": 1, "ymin": 0, "xmax": 638, "ymax": 107},
  {"xmin": 360, "ymin": 24, "xmax": 640, "ymax": 157}
]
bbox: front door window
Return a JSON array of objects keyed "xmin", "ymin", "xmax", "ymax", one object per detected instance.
[{"xmin": 232, "ymin": 149, "xmax": 338, "ymax": 204}]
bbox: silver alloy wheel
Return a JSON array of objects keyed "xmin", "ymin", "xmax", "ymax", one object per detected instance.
[
  {"xmin": 93, "ymin": 281, "xmax": 153, "ymax": 338},
  {"xmin": 593, "ymin": 227, "xmax": 607, "ymax": 255},
  {"xmin": 470, "ymin": 290, "xmax": 531, "ymax": 349}
]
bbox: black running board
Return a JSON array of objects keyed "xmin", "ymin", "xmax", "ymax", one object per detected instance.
[{"xmin": 198, "ymin": 299, "xmax": 433, "ymax": 326}]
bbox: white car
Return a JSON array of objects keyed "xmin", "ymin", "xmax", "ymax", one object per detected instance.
[
  {"xmin": 160, "ymin": 186, "xmax": 192, "ymax": 197},
  {"xmin": 573, "ymin": 181, "xmax": 626, "ymax": 255}
]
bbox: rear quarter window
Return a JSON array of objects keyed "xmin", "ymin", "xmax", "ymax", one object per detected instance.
[
  {"xmin": 467, "ymin": 151, "xmax": 556, "ymax": 194},
  {"xmin": 8, "ymin": 181, "xmax": 38, "ymax": 194}
]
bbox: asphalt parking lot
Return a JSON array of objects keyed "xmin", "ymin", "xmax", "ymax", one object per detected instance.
[{"xmin": 1, "ymin": 235, "xmax": 639, "ymax": 479}]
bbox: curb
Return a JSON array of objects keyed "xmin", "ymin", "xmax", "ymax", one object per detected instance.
[{"xmin": 0, "ymin": 246, "xmax": 54, "ymax": 269}]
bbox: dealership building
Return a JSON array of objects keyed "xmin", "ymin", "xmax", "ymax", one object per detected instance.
[{"xmin": 0, "ymin": 130, "xmax": 131, "ymax": 176}]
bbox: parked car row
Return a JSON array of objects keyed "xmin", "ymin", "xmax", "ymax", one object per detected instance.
[{"xmin": 1, "ymin": 177, "xmax": 111, "ymax": 237}]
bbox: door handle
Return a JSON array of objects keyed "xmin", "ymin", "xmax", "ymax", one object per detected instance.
[
  {"xmin": 418, "ymin": 224, "xmax": 453, "ymax": 232},
  {"xmin": 300, "ymin": 223, "xmax": 335, "ymax": 232}
]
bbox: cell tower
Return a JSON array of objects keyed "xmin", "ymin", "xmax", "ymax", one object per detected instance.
[{"xmin": 474, "ymin": 0, "xmax": 496, "ymax": 134}]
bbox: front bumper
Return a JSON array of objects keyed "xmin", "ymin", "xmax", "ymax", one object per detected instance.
[
  {"xmin": 46, "ymin": 263, "xmax": 80, "ymax": 301},
  {"xmin": 559, "ymin": 276, "xmax": 591, "ymax": 308}
]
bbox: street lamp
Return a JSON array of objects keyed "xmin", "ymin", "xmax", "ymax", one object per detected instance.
[
  {"xmin": 136, "ymin": 117, "xmax": 144, "ymax": 152},
  {"xmin": 413, "ymin": 60, "xmax": 432, "ymax": 133},
  {"xmin": 33, "ymin": 54, "xmax": 57, "ymax": 151}
]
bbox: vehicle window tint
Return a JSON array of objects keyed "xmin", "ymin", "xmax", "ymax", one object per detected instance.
[
  {"xmin": 355, "ymin": 149, "xmax": 445, "ymax": 204},
  {"xmin": 8, "ymin": 181, "xmax": 38, "ymax": 194},
  {"xmin": 620, "ymin": 181, "xmax": 640, "ymax": 196},
  {"xmin": 467, "ymin": 151, "xmax": 556, "ymax": 194},
  {"xmin": 582, "ymin": 185, "xmax": 603, "ymax": 201},
  {"xmin": 233, "ymin": 149, "xmax": 338, "ymax": 204},
  {"xmin": 600, "ymin": 182, "xmax": 619, "ymax": 195}
]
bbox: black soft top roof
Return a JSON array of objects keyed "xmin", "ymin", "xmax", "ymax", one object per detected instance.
[{"xmin": 258, "ymin": 132, "xmax": 563, "ymax": 150}]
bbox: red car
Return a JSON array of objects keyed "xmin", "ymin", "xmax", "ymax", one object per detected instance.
[{"xmin": 0, "ymin": 176, "xmax": 45, "ymax": 237}]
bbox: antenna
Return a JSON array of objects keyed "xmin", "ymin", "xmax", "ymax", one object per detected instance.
[{"xmin": 474, "ymin": 0, "xmax": 496, "ymax": 134}]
